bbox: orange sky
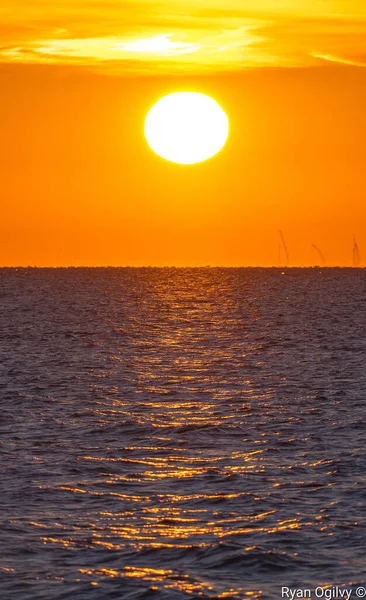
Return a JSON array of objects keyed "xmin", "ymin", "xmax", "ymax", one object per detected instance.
[{"xmin": 1, "ymin": 1, "xmax": 366, "ymax": 266}]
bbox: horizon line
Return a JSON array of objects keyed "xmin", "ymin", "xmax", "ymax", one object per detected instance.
[{"xmin": 0, "ymin": 265, "xmax": 364, "ymax": 270}]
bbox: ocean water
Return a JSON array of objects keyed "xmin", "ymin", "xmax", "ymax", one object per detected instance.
[{"xmin": 0, "ymin": 267, "xmax": 365, "ymax": 600}]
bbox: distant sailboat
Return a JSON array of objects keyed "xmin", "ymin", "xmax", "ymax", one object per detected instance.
[
  {"xmin": 311, "ymin": 244, "xmax": 326, "ymax": 266},
  {"xmin": 353, "ymin": 235, "xmax": 361, "ymax": 267},
  {"xmin": 279, "ymin": 231, "xmax": 289, "ymax": 266}
]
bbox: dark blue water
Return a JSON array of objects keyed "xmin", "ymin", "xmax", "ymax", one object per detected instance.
[{"xmin": 0, "ymin": 268, "xmax": 365, "ymax": 599}]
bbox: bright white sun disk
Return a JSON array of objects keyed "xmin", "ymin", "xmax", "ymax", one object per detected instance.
[{"xmin": 144, "ymin": 92, "xmax": 229, "ymax": 165}]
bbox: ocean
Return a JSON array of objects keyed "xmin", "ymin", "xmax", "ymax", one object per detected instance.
[{"xmin": 0, "ymin": 268, "xmax": 365, "ymax": 599}]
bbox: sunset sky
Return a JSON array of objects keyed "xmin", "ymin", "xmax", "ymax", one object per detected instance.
[{"xmin": 1, "ymin": 0, "xmax": 366, "ymax": 266}]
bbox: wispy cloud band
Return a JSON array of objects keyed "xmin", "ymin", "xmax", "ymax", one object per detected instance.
[{"xmin": 0, "ymin": 1, "xmax": 365, "ymax": 72}]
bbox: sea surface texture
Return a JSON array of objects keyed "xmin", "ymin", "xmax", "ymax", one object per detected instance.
[{"xmin": 0, "ymin": 268, "xmax": 365, "ymax": 600}]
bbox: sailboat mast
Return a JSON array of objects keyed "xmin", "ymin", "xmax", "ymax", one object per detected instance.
[
  {"xmin": 279, "ymin": 231, "xmax": 289, "ymax": 266},
  {"xmin": 353, "ymin": 235, "xmax": 360, "ymax": 267}
]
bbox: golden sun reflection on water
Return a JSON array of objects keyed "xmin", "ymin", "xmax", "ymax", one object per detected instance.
[
  {"xmin": 77, "ymin": 565, "xmax": 262, "ymax": 598},
  {"xmin": 5, "ymin": 270, "xmax": 364, "ymax": 598}
]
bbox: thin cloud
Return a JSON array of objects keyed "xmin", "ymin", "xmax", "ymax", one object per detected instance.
[
  {"xmin": 312, "ymin": 53, "xmax": 366, "ymax": 67},
  {"xmin": 0, "ymin": 2, "xmax": 365, "ymax": 73}
]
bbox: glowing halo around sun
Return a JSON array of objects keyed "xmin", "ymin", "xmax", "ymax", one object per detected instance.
[{"xmin": 144, "ymin": 92, "xmax": 229, "ymax": 165}]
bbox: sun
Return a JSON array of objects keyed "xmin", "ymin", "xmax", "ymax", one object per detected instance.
[{"xmin": 144, "ymin": 92, "xmax": 229, "ymax": 165}]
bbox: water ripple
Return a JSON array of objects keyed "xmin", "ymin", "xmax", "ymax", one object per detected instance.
[{"xmin": 0, "ymin": 268, "xmax": 365, "ymax": 599}]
